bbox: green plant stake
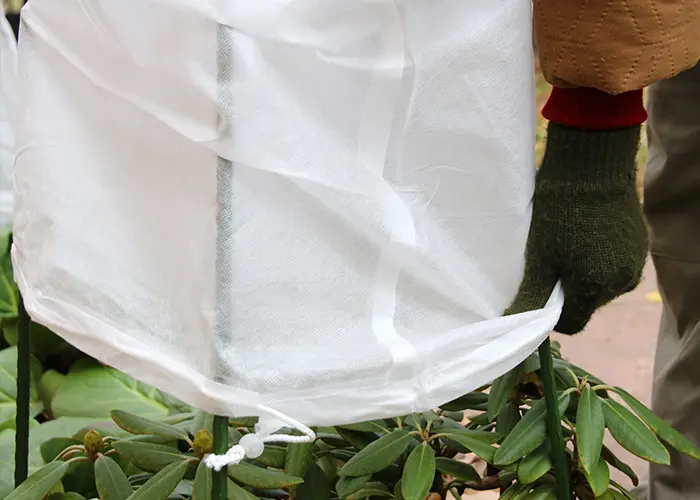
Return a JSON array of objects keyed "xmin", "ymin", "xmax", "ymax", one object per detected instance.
[
  {"xmin": 538, "ymin": 337, "xmax": 571, "ymax": 500},
  {"xmin": 210, "ymin": 18, "xmax": 235, "ymax": 500},
  {"xmin": 212, "ymin": 415, "xmax": 229, "ymax": 500},
  {"xmin": 14, "ymin": 295, "xmax": 30, "ymax": 487}
]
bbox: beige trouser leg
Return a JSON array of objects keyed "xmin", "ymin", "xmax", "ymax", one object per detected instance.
[{"xmin": 640, "ymin": 61, "xmax": 700, "ymax": 500}]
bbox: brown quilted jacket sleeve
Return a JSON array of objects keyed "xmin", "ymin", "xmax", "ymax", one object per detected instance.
[{"xmin": 533, "ymin": 0, "xmax": 700, "ymax": 94}]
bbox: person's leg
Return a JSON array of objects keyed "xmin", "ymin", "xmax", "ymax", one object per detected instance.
[{"xmin": 642, "ymin": 61, "xmax": 700, "ymax": 500}]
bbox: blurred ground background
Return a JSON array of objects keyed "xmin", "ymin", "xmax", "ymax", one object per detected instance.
[{"xmin": 464, "ymin": 66, "xmax": 659, "ymax": 499}]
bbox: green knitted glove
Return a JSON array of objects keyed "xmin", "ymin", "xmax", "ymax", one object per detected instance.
[{"xmin": 506, "ymin": 123, "xmax": 648, "ymax": 334}]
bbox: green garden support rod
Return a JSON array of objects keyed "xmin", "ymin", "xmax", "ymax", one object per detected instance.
[
  {"xmin": 14, "ymin": 294, "xmax": 31, "ymax": 487},
  {"xmin": 11, "ymin": 2, "xmax": 30, "ymax": 488},
  {"xmin": 538, "ymin": 337, "xmax": 571, "ymax": 500},
  {"xmin": 211, "ymin": 415, "xmax": 229, "ymax": 499},
  {"xmin": 211, "ymin": 17, "xmax": 235, "ymax": 500}
]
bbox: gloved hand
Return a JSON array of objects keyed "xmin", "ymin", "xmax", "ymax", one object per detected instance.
[{"xmin": 506, "ymin": 122, "xmax": 649, "ymax": 334}]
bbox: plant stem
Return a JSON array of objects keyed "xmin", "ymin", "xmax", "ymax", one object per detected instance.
[
  {"xmin": 14, "ymin": 295, "xmax": 31, "ymax": 487},
  {"xmin": 560, "ymin": 387, "xmax": 579, "ymax": 398},
  {"xmin": 462, "ymin": 474, "xmax": 502, "ymax": 491},
  {"xmin": 538, "ymin": 337, "xmax": 571, "ymax": 500},
  {"xmin": 212, "ymin": 415, "xmax": 229, "ymax": 499},
  {"xmin": 56, "ymin": 445, "xmax": 86, "ymax": 461},
  {"xmin": 564, "ymin": 367, "xmax": 579, "ymax": 387}
]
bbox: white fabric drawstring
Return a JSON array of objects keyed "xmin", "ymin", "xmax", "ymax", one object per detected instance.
[{"xmin": 203, "ymin": 404, "xmax": 316, "ymax": 471}]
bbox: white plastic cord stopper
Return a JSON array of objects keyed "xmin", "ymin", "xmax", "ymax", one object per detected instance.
[
  {"xmin": 239, "ymin": 433, "xmax": 265, "ymax": 458},
  {"xmin": 203, "ymin": 405, "xmax": 316, "ymax": 472}
]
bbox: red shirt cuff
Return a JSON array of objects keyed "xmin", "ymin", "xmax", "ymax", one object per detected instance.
[{"xmin": 542, "ymin": 86, "xmax": 647, "ymax": 130}]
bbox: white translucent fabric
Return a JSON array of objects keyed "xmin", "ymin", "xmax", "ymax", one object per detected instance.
[
  {"xmin": 12, "ymin": 0, "xmax": 564, "ymax": 426},
  {"xmin": 0, "ymin": 3, "xmax": 16, "ymax": 229}
]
